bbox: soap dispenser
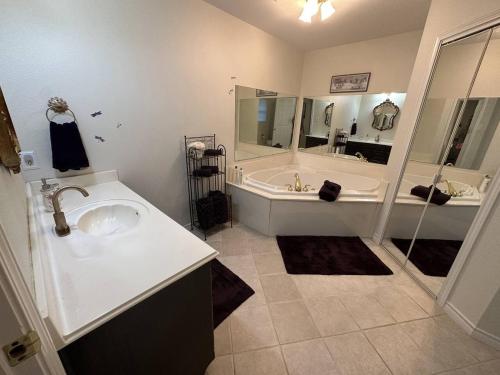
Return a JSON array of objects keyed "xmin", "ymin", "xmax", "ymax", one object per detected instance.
[{"xmin": 40, "ymin": 178, "xmax": 59, "ymax": 212}]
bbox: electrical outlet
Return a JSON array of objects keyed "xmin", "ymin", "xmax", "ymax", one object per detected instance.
[{"xmin": 19, "ymin": 151, "xmax": 40, "ymax": 170}]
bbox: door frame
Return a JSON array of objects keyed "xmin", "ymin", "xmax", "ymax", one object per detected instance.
[{"xmin": 0, "ymin": 225, "xmax": 65, "ymax": 374}]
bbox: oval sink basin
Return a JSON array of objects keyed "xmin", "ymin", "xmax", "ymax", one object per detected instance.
[{"xmin": 77, "ymin": 204, "xmax": 140, "ymax": 236}]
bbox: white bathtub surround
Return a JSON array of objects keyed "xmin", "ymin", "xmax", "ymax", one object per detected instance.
[
  {"xmin": 228, "ymin": 155, "xmax": 388, "ymax": 237},
  {"xmin": 28, "ymin": 171, "xmax": 218, "ymax": 347},
  {"xmin": 245, "ymin": 165, "xmax": 381, "ymax": 199}
]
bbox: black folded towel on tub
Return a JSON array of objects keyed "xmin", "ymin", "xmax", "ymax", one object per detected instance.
[
  {"xmin": 319, "ymin": 180, "xmax": 341, "ymax": 202},
  {"xmin": 410, "ymin": 185, "xmax": 451, "ymax": 205}
]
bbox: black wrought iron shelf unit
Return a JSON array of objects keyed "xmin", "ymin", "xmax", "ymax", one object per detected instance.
[{"xmin": 184, "ymin": 135, "xmax": 232, "ymax": 239}]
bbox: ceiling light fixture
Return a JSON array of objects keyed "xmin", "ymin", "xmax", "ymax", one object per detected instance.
[{"xmin": 299, "ymin": 0, "xmax": 335, "ymax": 23}]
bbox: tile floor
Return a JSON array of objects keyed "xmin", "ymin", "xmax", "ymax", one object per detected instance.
[
  {"xmin": 203, "ymin": 224, "xmax": 500, "ymax": 375},
  {"xmin": 382, "ymin": 239, "xmax": 445, "ymax": 296}
]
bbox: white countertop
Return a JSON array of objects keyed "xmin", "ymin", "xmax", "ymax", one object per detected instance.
[{"xmin": 28, "ymin": 171, "xmax": 218, "ymax": 347}]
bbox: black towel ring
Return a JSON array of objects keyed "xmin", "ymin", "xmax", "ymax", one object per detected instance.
[{"xmin": 45, "ymin": 97, "xmax": 77, "ymax": 123}]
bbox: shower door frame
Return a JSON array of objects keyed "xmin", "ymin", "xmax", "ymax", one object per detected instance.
[{"xmin": 377, "ymin": 12, "xmax": 500, "ymax": 307}]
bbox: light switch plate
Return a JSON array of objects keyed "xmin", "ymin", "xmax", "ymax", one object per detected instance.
[{"xmin": 19, "ymin": 151, "xmax": 40, "ymax": 170}]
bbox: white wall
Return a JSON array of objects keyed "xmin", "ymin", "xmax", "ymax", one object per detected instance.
[
  {"xmin": 0, "ymin": 168, "xmax": 33, "ymax": 296},
  {"xmin": 0, "ymin": 0, "xmax": 303, "ymax": 224},
  {"xmin": 447, "ymin": 194, "xmax": 500, "ymax": 339},
  {"xmin": 301, "ymin": 30, "xmax": 422, "ymax": 97}
]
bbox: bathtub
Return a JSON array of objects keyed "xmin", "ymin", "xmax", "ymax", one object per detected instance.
[
  {"xmin": 397, "ymin": 174, "xmax": 480, "ymax": 204},
  {"xmin": 245, "ymin": 165, "xmax": 380, "ymax": 199}
]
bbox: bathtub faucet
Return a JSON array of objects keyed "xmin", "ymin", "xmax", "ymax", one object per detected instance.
[
  {"xmin": 354, "ymin": 152, "xmax": 368, "ymax": 162},
  {"xmin": 294, "ymin": 173, "xmax": 302, "ymax": 192}
]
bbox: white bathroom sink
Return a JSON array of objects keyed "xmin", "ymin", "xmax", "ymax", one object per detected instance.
[{"xmin": 76, "ymin": 203, "xmax": 141, "ymax": 236}]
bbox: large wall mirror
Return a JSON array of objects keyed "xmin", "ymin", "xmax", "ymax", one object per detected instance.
[
  {"xmin": 383, "ymin": 26, "xmax": 500, "ymax": 297},
  {"xmin": 298, "ymin": 93, "xmax": 406, "ymax": 164},
  {"xmin": 235, "ymin": 85, "xmax": 297, "ymax": 161}
]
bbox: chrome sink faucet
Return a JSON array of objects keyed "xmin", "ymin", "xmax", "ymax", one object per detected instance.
[
  {"xmin": 51, "ymin": 186, "xmax": 90, "ymax": 237},
  {"xmin": 294, "ymin": 173, "xmax": 302, "ymax": 192}
]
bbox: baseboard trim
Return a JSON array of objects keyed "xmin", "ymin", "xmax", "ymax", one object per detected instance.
[{"xmin": 444, "ymin": 302, "xmax": 500, "ymax": 350}]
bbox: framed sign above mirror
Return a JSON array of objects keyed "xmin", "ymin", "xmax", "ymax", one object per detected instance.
[
  {"xmin": 298, "ymin": 92, "xmax": 406, "ymax": 165},
  {"xmin": 235, "ymin": 85, "xmax": 298, "ymax": 161}
]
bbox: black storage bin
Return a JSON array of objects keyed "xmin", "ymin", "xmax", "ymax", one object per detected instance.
[
  {"xmin": 196, "ymin": 198, "xmax": 216, "ymax": 230},
  {"xmin": 209, "ymin": 191, "xmax": 229, "ymax": 224}
]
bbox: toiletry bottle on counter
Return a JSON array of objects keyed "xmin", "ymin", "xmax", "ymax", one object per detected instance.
[
  {"xmin": 40, "ymin": 178, "xmax": 59, "ymax": 212},
  {"xmin": 479, "ymin": 175, "xmax": 491, "ymax": 193},
  {"xmin": 234, "ymin": 166, "xmax": 239, "ymax": 184},
  {"xmin": 238, "ymin": 168, "xmax": 243, "ymax": 185}
]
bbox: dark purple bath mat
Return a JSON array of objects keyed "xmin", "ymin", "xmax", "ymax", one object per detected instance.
[
  {"xmin": 276, "ymin": 236, "xmax": 393, "ymax": 275},
  {"xmin": 391, "ymin": 238, "xmax": 463, "ymax": 277},
  {"xmin": 211, "ymin": 259, "xmax": 254, "ymax": 328}
]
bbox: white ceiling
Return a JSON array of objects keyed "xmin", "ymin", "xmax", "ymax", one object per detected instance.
[{"xmin": 203, "ymin": 0, "xmax": 431, "ymax": 51}]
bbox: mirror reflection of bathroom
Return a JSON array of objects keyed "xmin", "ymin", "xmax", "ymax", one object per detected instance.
[
  {"xmin": 298, "ymin": 93, "xmax": 406, "ymax": 164},
  {"xmin": 383, "ymin": 26, "xmax": 500, "ymax": 296},
  {"xmin": 235, "ymin": 85, "xmax": 297, "ymax": 161}
]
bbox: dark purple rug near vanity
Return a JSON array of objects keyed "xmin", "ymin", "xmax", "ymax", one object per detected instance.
[
  {"xmin": 211, "ymin": 259, "xmax": 254, "ymax": 328},
  {"xmin": 276, "ymin": 236, "xmax": 393, "ymax": 275},
  {"xmin": 391, "ymin": 238, "xmax": 463, "ymax": 277}
]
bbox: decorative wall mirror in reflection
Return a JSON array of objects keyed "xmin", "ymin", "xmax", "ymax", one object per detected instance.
[
  {"xmin": 298, "ymin": 92, "xmax": 406, "ymax": 164},
  {"xmin": 383, "ymin": 26, "xmax": 500, "ymax": 297},
  {"xmin": 371, "ymin": 99, "xmax": 400, "ymax": 130},
  {"xmin": 235, "ymin": 85, "xmax": 297, "ymax": 161}
]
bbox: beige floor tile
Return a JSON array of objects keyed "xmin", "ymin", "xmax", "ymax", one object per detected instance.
[
  {"xmin": 220, "ymin": 226, "xmax": 253, "ymax": 241},
  {"xmin": 400, "ymin": 318, "xmax": 478, "ymax": 370},
  {"xmin": 205, "ymin": 355, "xmax": 234, "ymax": 375},
  {"xmin": 282, "ymin": 339, "xmax": 338, "ymax": 375},
  {"xmin": 372, "ymin": 286, "xmax": 428, "ymax": 322},
  {"xmin": 365, "ymin": 324, "xmax": 446, "ymax": 374},
  {"xmin": 324, "ymin": 332, "xmax": 390, "ymax": 375},
  {"xmin": 260, "ymin": 273, "xmax": 301, "ymax": 303},
  {"xmin": 218, "ymin": 255, "xmax": 258, "ymax": 280},
  {"xmin": 340, "ymin": 294, "xmax": 396, "ymax": 329},
  {"xmin": 230, "ymin": 305, "xmax": 278, "ymax": 352},
  {"xmin": 214, "ymin": 319, "xmax": 232, "ymax": 356},
  {"xmin": 233, "ymin": 347, "xmax": 287, "ymax": 375},
  {"xmin": 237, "ymin": 275, "xmax": 266, "ymax": 309},
  {"xmin": 269, "ymin": 300, "xmax": 320, "ymax": 344},
  {"xmin": 292, "ymin": 275, "xmax": 351, "ymax": 299},
  {"xmin": 213, "ymin": 238, "xmax": 252, "ymax": 257},
  {"xmin": 253, "ymin": 253, "xmax": 286, "ymax": 275},
  {"xmin": 434, "ymin": 315, "xmax": 500, "ymax": 361},
  {"xmin": 393, "ymin": 274, "xmax": 444, "ymax": 316},
  {"xmin": 304, "ymin": 296, "xmax": 359, "ymax": 336},
  {"xmin": 249, "ymin": 237, "xmax": 281, "ymax": 254},
  {"xmin": 439, "ymin": 359, "xmax": 500, "ymax": 374}
]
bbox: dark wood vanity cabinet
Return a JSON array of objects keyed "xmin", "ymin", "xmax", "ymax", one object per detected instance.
[
  {"xmin": 305, "ymin": 135, "xmax": 328, "ymax": 148},
  {"xmin": 345, "ymin": 141, "xmax": 392, "ymax": 164},
  {"xmin": 58, "ymin": 263, "xmax": 214, "ymax": 375}
]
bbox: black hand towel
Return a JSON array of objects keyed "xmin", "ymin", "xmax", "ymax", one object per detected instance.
[
  {"xmin": 319, "ymin": 180, "xmax": 342, "ymax": 202},
  {"xmin": 193, "ymin": 168, "xmax": 213, "ymax": 177},
  {"xmin": 410, "ymin": 185, "xmax": 451, "ymax": 205},
  {"xmin": 201, "ymin": 165, "xmax": 219, "ymax": 174},
  {"xmin": 50, "ymin": 121, "xmax": 89, "ymax": 172},
  {"xmin": 204, "ymin": 149, "xmax": 222, "ymax": 156}
]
